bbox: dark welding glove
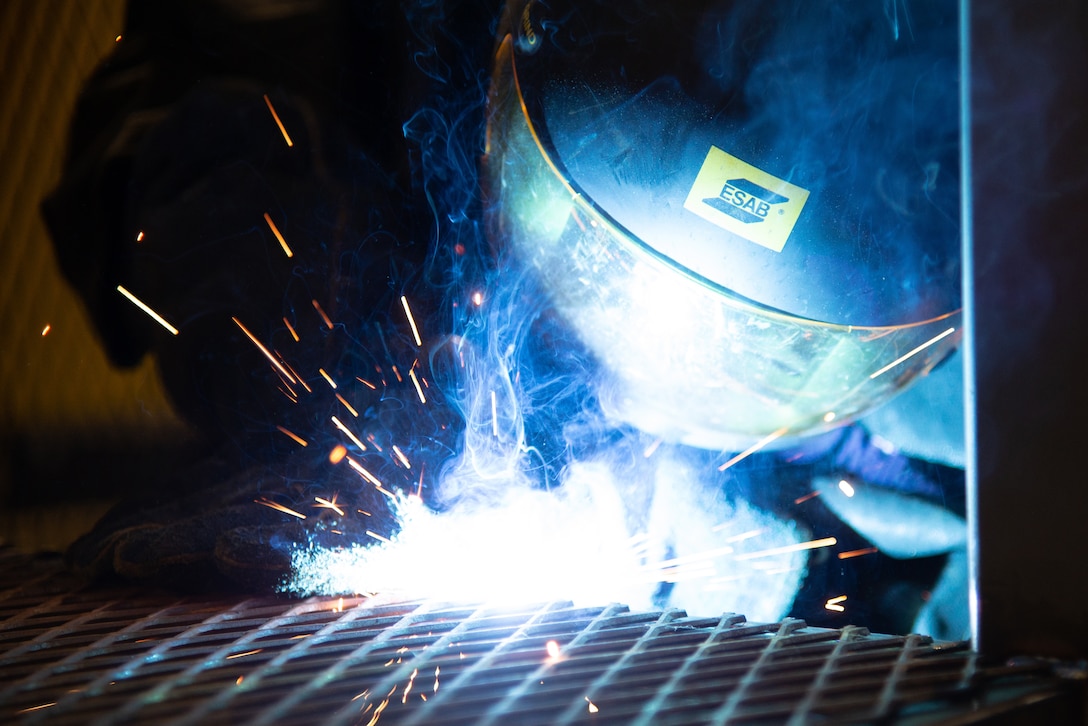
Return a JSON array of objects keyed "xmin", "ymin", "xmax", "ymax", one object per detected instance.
[{"xmin": 65, "ymin": 452, "xmax": 403, "ymax": 592}]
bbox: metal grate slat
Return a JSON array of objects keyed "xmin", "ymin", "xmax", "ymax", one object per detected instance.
[{"xmin": 0, "ymin": 548, "xmax": 1075, "ymax": 724}]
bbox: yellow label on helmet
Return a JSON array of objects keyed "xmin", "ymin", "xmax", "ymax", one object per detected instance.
[{"xmin": 684, "ymin": 146, "xmax": 809, "ymax": 253}]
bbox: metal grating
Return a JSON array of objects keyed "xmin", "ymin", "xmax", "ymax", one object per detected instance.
[{"xmin": 0, "ymin": 548, "xmax": 1073, "ymax": 725}]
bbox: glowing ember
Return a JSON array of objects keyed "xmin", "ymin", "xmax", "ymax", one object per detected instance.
[
  {"xmin": 276, "ymin": 426, "xmax": 308, "ymax": 447},
  {"xmin": 392, "ymin": 445, "xmax": 411, "ymax": 469},
  {"xmin": 869, "ymin": 327, "xmax": 956, "ymax": 379},
  {"xmin": 117, "ymin": 285, "xmax": 179, "ymax": 335},
  {"xmin": 336, "ymin": 393, "xmax": 359, "ymax": 417},
  {"xmin": 263, "ymin": 93, "xmax": 294, "ymax": 147},
  {"xmin": 732, "ymin": 537, "xmax": 836, "ymax": 561},
  {"xmin": 408, "ymin": 368, "xmax": 427, "ymax": 404},
  {"xmin": 312, "ymin": 299, "xmax": 335, "ymax": 329},
  {"xmin": 262, "ymin": 212, "xmax": 294, "ymax": 257},
  {"xmin": 232, "ymin": 317, "xmax": 293, "ymax": 380},
  {"xmin": 824, "ymin": 594, "xmax": 848, "ymax": 612},
  {"xmin": 225, "ymin": 648, "xmax": 262, "ymax": 660},
  {"xmin": 318, "ymin": 368, "xmax": 338, "ymax": 389},
  {"xmin": 255, "ymin": 497, "xmax": 306, "ymax": 520},
  {"xmin": 717, "ymin": 426, "xmax": 789, "ymax": 471},
  {"xmin": 283, "ymin": 316, "xmax": 300, "ymax": 342},
  {"xmin": 331, "ymin": 416, "xmax": 367, "ymax": 451},
  {"xmin": 315, "ymin": 495, "xmax": 345, "ymax": 516},
  {"xmin": 837, "ymin": 546, "xmax": 879, "ymax": 560},
  {"xmin": 401, "ymin": 668, "xmax": 418, "ymax": 703},
  {"xmin": 400, "ymin": 295, "xmax": 423, "ymax": 346},
  {"xmin": 545, "ymin": 640, "xmax": 561, "ymax": 659}
]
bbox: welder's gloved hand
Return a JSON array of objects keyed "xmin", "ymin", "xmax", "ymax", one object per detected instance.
[
  {"xmin": 783, "ymin": 423, "xmax": 969, "ymax": 640},
  {"xmin": 66, "ymin": 452, "xmax": 401, "ymax": 593}
]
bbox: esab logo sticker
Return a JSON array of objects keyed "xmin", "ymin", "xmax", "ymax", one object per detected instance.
[{"xmin": 684, "ymin": 146, "xmax": 809, "ymax": 253}]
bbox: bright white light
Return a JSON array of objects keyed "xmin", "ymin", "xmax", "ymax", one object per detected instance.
[
  {"xmin": 285, "ymin": 453, "xmax": 807, "ymax": 622},
  {"xmin": 837, "ymin": 479, "xmax": 856, "ymax": 497}
]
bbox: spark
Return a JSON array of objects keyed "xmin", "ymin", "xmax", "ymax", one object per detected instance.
[
  {"xmin": 335, "ymin": 597, "xmax": 344, "ymax": 613},
  {"xmin": 400, "ymin": 295, "xmax": 423, "ymax": 346},
  {"xmin": 135, "ymin": 230, "xmax": 144, "ymax": 242},
  {"xmin": 315, "ymin": 495, "xmax": 345, "ymax": 516},
  {"xmin": 336, "ymin": 393, "xmax": 359, "ymax": 417},
  {"xmin": 471, "ymin": 290, "xmax": 484, "ymax": 306},
  {"xmin": 231, "ymin": 317, "xmax": 294, "ymax": 382},
  {"xmin": 263, "ymin": 212, "xmax": 294, "ymax": 257},
  {"xmin": 276, "ymin": 426, "xmax": 308, "ymax": 447},
  {"xmin": 824, "ymin": 595, "xmax": 848, "ymax": 613},
  {"xmin": 365, "ymin": 698, "xmax": 389, "ymax": 726},
  {"xmin": 117, "ymin": 285, "xmax": 179, "ymax": 335},
  {"xmin": 41, "ymin": 324, "xmax": 51, "ymax": 336},
  {"xmin": 18, "ymin": 703, "xmax": 56, "ymax": 714},
  {"xmin": 585, "ymin": 697, "xmax": 599, "ymax": 714},
  {"xmin": 837, "ymin": 480, "xmax": 856, "ymax": 497},
  {"xmin": 650, "ymin": 545, "xmax": 736, "ymax": 579},
  {"xmin": 331, "ymin": 416, "xmax": 367, "ymax": 451},
  {"xmin": 312, "ymin": 299, "xmax": 335, "ymax": 329},
  {"xmin": 226, "ymin": 649, "xmax": 263, "ymax": 660},
  {"xmin": 255, "ymin": 497, "xmax": 306, "ymax": 520},
  {"xmin": 367, "ymin": 530, "xmax": 392, "ymax": 544},
  {"xmin": 408, "ymin": 368, "xmax": 427, "ymax": 404},
  {"xmin": 352, "ymin": 690, "xmax": 370, "ymax": 702},
  {"xmin": 490, "ymin": 390, "xmax": 498, "ymax": 437},
  {"xmin": 391, "ymin": 365, "xmax": 403, "ymax": 383},
  {"xmin": 838, "ymin": 546, "xmax": 879, "ymax": 560},
  {"xmin": 794, "ymin": 491, "xmax": 821, "ymax": 505},
  {"xmin": 733, "ymin": 537, "xmax": 837, "ymax": 561},
  {"xmin": 263, "ymin": 93, "xmax": 294, "ymax": 147},
  {"xmin": 823, "ymin": 411, "xmax": 836, "ymax": 422},
  {"xmin": 545, "ymin": 640, "xmax": 561, "ymax": 659},
  {"xmin": 114, "ymin": 34, "xmax": 122, "ymax": 42},
  {"xmin": 433, "ymin": 666, "xmax": 441, "ymax": 693},
  {"xmin": 723, "ymin": 528, "xmax": 765, "ymax": 544},
  {"xmin": 868, "ymin": 327, "xmax": 956, "ymax": 379},
  {"xmin": 402, "ymin": 668, "xmax": 419, "ymax": 703},
  {"xmin": 392, "ymin": 445, "xmax": 411, "ymax": 469},
  {"xmin": 236, "ymin": 676, "xmax": 244, "ymax": 686},
  {"xmin": 283, "ymin": 317, "xmax": 300, "ymax": 342},
  {"xmin": 277, "ymin": 385, "xmax": 298, "ymax": 403},
  {"xmin": 357, "ymin": 377, "xmax": 378, "ymax": 390},
  {"xmin": 280, "ymin": 360, "xmax": 311, "ymax": 392},
  {"xmin": 717, "ymin": 426, "xmax": 789, "ymax": 471},
  {"xmin": 346, "ymin": 457, "xmax": 383, "ymax": 486},
  {"xmin": 318, "ymin": 368, "xmax": 338, "ymax": 389},
  {"xmin": 642, "ymin": 437, "xmax": 663, "ymax": 458}
]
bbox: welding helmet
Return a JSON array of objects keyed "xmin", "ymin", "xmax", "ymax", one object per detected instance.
[{"xmin": 485, "ymin": 0, "xmax": 962, "ymax": 451}]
